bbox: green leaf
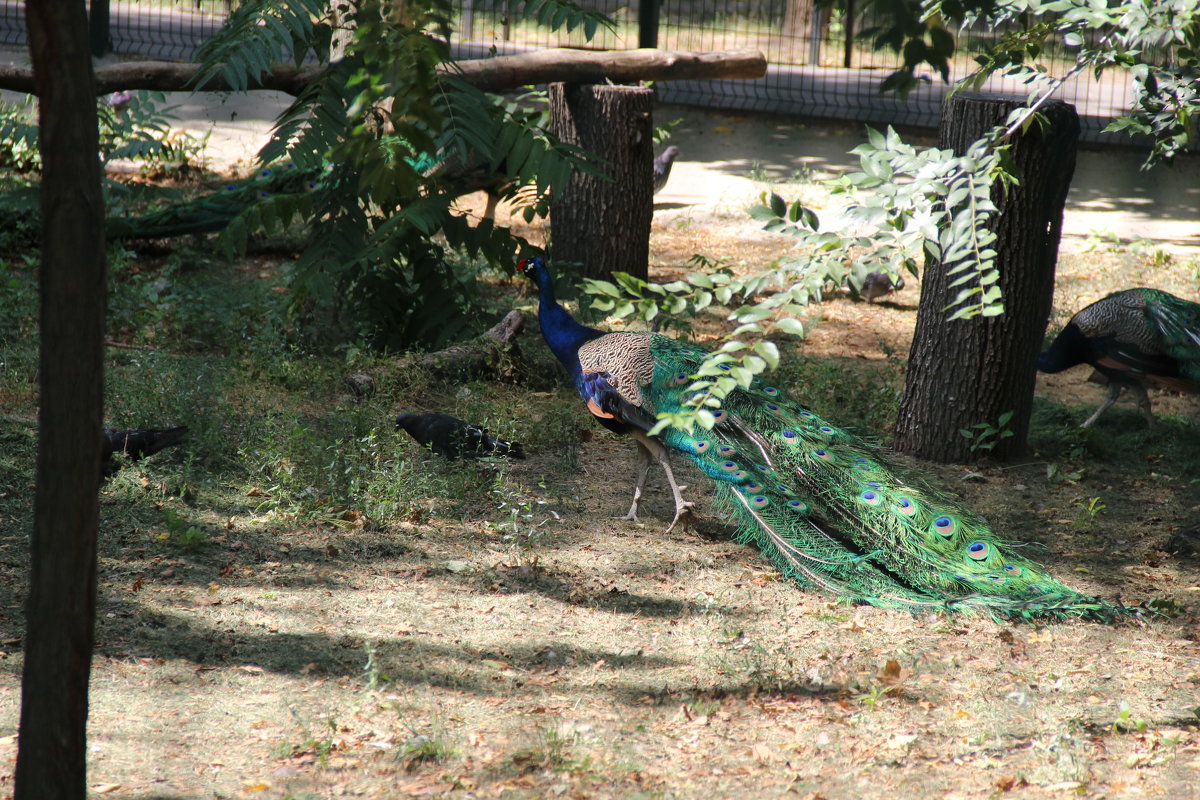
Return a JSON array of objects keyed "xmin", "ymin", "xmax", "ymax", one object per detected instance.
[{"xmin": 773, "ymin": 317, "xmax": 805, "ymax": 336}]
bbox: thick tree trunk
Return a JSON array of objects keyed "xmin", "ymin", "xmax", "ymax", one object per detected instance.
[
  {"xmin": 548, "ymin": 82, "xmax": 654, "ymax": 281},
  {"xmin": 892, "ymin": 95, "xmax": 1079, "ymax": 463},
  {"xmin": 15, "ymin": 1, "xmax": 106, "ymax": 798}
]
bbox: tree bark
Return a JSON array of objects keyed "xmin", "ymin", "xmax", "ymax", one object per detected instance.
[
  {"xmin": 0, "ymin": 48, "xmax": 768, "ymax": 97},
  {"xmin": 15, "ymin": 0, "xmax": 106, "ymax": 797},
  {"xmin": 548, "ymin": 83, "xmax": 654, "ymax": 281},
  {"xmin": 782, "ymin": 0, "xmax": 816, "ymax": 45},
  {"xmin": 892, "ymin": 95, "xmax": 1079, "ymax": 463}
]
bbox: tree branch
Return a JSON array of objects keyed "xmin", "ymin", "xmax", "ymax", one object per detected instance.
[
  {"xmin": 444, "ymin": 47, "xmax": 767, "ymax": 93},
  {"xmin": 0, "ymin": 48, "xmax": 767, "ymax": 97}
]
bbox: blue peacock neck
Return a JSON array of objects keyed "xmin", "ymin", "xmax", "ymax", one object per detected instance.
[
  {"xmin": 529, "ymin": 264, "xmax": 603, "ymax": 380},
  {"xmin": 1037, "ymin": 323, "xmax": 1086, "ymax": 373}
]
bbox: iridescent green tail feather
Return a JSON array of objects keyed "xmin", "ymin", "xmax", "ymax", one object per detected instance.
[{"xmin": 645, "ymin": 336, "xmax": 1128, "ymax": 622}]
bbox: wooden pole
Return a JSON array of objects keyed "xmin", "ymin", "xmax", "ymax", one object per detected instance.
[{"xmin": 638, "ymin": 0, "xmax": 660, "ymax": 49}]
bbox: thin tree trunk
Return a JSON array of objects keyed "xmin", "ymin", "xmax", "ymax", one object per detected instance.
[
  {"xmin": 892, "ymin": 96, "xmax": 1079, "ymax": 462},
  {"xmin": 548, "ymin": 82, "xmax": 655, "ymax": 282},
  {"xmin": 782, "ymin": 0, "xmax": 816, "ymax": 46},
  {"xmin": 15, "ymin": 0, "xmax": 106, "ymax": 796}
]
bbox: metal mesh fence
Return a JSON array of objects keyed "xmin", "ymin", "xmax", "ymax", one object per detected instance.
[
  {"xmin": 104, "ymin": 0, "xmax": 233, "ymax": 61},
  {"xmin": 0, "ymin": 0, "xmax": 1143, "ymax": 144},
  {"xmin": 0, "ymin": 0, "xmax": 231, "ymax": 61},
  {"xmin": 453, "ymin": 0, "xmax": 1136, "ymax": 144}
]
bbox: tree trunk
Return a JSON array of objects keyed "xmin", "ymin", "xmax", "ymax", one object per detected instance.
[
  {"xmin": 782, "ymin": 0, "xmax": 816, "ymax": 46},
  {"xmin": 892, "ymin": 95, "xmax": 1079, "ymax": 463},
  {"xmin": 548, "ymin": 82, "xmax": 654, "ymax": 282},
  {"xmin": 15, "ymin": 0, "xmax": 106, "ymax": 797}
]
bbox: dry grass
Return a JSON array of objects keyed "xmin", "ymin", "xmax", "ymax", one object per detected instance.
[{"xmin": 3, "ymin": 148, "xmax": 1200, "ymax": 800}]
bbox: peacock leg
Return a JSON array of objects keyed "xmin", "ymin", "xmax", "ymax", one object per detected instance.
[
  {"xmin": 630, "ymin": 430, "xmax": 694, "ymax": 533},
  {"xmin": 1080, "ymin": 382, "xmax": 1124, "ymax": 428},
  {"xmin": 614, "ymin": 439, "xmax": 654, "ymax": 523},
  {"xmin": 1129, "ymin": 382, "xmax": 1156, "ymax": 428}
]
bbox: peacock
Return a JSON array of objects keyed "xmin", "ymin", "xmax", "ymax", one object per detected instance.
[
  {"xmin": 1038, "ymin": 288, "xmax": 1200, "ymax": 427},
  {"xmin": 106, "ymin": 162, "xmax": 323, "ymax": 239},
  {"xmin": 653, "ymin": 146, "xmax": 681, "ymax": 196},
  {"xmin": 107, "ymin": 147, "xmax": 509, "ymax": 240},
  {"xmin": 518, "ymin": 256, "xmax": 1129, "ymax": 620},
  {"xmin": 858, "ymin": 270, "xmax": 905, "ymax": 303}
]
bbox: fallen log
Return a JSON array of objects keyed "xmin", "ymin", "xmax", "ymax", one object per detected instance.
[
  {"xmin": 0, "ymin": 48, "xmax": 766, "ymax": 97},
  {"xmin": 363, "ymin": 309, "xmax": 527, "ymax": 389}
]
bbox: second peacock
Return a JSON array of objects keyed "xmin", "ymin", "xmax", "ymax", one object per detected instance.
[{"xmin": 518, "ymin": 256, "xmax": 1129, "ymax": 622}]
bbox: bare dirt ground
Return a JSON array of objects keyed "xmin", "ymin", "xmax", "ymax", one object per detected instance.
[{"xmin": 3, "ymin": 108, "xmax": 1200, "ymax": 800}]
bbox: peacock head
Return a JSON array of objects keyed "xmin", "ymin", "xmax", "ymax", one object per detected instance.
[{"xmin": 516, "ymin": 256, "xmax": 549, "ymax": 286}]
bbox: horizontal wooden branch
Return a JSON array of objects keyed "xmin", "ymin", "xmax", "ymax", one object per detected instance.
[
  {"xmin": 0, "ymin": 60, "xmax": 323, "ymax": 96},
  {"xmin": 443, "ymin": 47, "xmax": 767, "ymax": 93},
  {"xmin": 0, "ymin": 48, "xmax": 766, "ymax": 97}
]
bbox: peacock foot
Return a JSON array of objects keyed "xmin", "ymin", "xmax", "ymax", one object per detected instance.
[{"xmin": 663, "ymin": 501, "xmax": 695, "ymax": 534}]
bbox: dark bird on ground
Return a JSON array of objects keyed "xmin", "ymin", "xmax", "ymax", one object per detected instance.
[
  {"xmin": 517, "ymin": 256, "xmax": 1127, "ymax": 620},
  {"xmin": 396, "ymin": 412, "xmax": 525, "ymax": 460},
  {"xmin": 859, "ymin": 270, "xmax": 905, "ymax": 302},
  {"xmin": 103, "ymin": 426, "xmax": 188, "ymax": 467},
  {"xmin": 653, "ymin": 146, "xmax": 681, "ymax": 195},
  {"xmin": 1038, "ymin": 288, "xmax": 1200, "ymax": 428}
]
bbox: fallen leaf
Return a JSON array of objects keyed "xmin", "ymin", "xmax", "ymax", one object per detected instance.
[
  {"xmin": 886, "ymin": 733, "xmax": 917, "ymax": 747},
  {"xmin": 994, "ymin": 775, "xmax": 1027, "ymax": 791},
  {"xmin": 751, "ymin": 742, "xmax": 773, "ymax": 763}
]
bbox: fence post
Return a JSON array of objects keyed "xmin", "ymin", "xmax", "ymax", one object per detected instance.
[
  {"xmin": 459, "ymin": 0, "xmax": 474, "ymax": 43},
  {"xmin": 89, "ymin": 0, "xmax": 111, "ymax": 57},
  {"xmin": 638, "ymin": 0, "xmax": 659, "ymax": 49}
]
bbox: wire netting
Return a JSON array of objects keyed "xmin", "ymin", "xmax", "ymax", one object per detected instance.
[{"xmin": 0, "ymin": 0, "xmax": 1151, "ymax": 144}]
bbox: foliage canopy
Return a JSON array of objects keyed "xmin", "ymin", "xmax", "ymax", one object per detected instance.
[{"xmin": 194, "ymin": 0, "xmax": 608, "ymax": 349}]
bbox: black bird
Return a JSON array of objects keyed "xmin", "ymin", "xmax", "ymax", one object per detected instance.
[
  {"xmin": 1038, "ymin": 288, "xmax": 1200, "ymax": 427},
  {"xmin": 653, "ymin": 146, "xmax": 681, "ymax": 195},
  {"xmin": 395, "ymin": 413, "xmax": 525, "ymax": 459},
  {"xmin": 103, "ymin": 426, "xmax": 188, "ymax": 467}
]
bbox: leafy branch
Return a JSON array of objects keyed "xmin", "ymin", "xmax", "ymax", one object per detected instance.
[
  {"xmin": 190, "ymin": 0, "xmax": 613, "ymax": 349},
  {"xmin": 847, "ymin": 0, "xmax": 1197, "ymax": 166}
]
